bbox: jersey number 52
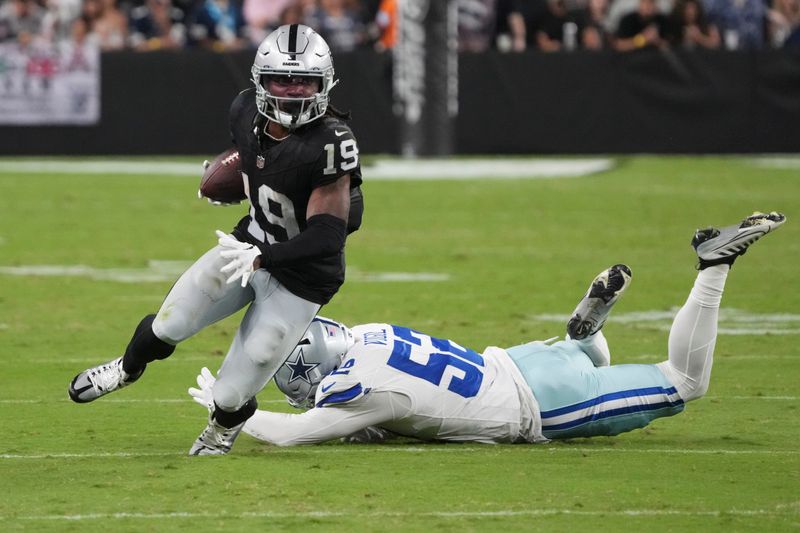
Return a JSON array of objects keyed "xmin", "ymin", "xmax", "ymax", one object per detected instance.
[{"xmin": 387, "ymin": 326, "xmax": 484, "ymax": 398}]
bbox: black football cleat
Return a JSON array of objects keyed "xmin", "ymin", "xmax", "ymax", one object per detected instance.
[
  {"xmin": 692, "ymin": 211, "xmax": 786, "ymax": 269},
  {"xmin": 567, "ymin": 264, "xmax": 632, "ymax": 340}
]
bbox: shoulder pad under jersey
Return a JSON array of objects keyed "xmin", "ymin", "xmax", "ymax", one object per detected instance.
[{"xmin": 314, "ymin": 358, "xmax": 370, "ymax": 407}]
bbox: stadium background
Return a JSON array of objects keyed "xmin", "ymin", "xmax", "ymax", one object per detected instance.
[
  {"xmin": 1, "ymin": 0, "xmax": 799, "ymax": 155},
  {"xmin": 1, "ymin": 0, "xmax": 799, "ymax": 531}
]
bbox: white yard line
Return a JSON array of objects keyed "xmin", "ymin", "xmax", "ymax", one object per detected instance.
[
  {"xmin": 27, "ymin": 355, "xmax": 219, "ymax": 364},
  {"xmin": 2, "ymin": 447, "xmax": 798, "ymax": 460},
  {"xmin": 0, "ymin": 160, "xmax": 202, "ymax": 176},
  {"xmin": 0, "ymin": 263, "xmax": 449, "ymax": 284},
  {"xmin": 530, "ymin": 308, "xmax": 800, "ymax": 336},
  {"xmin": 0, "ymin": 158, "xmax": 615, "ymax": 179},
  {"xmin": 4, "ymin": 507, "xmax": 798, "ymax": 521},
  {"xmin": 364, "ymin": 158, "xmax": 614, "ymax": 179},
  {"xmin": 714, "ymin": 395, "xmax": 798, "ymax": 400},
  {"xmin": 627, "ymin": 353, "xmax": 798, "ymax": 361},
  {"xmin": 749, "ymin": 156, "xmax": 800, "ymax": 169}
]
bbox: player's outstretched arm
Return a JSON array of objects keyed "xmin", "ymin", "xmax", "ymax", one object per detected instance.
[
  {"xmin": 242, "ymin": 397, "xmax": 395, "ymax": 446},
  {"xmin": 188, "ymin": 366, "xmax": 397, "ymax": 446}
]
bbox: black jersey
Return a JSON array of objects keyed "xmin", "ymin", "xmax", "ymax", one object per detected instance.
[{"xmin": 228, "ymin": 88, "xmax": 363, "ymax": 305}]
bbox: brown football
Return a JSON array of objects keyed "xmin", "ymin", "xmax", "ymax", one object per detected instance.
[{"xmin": 199, "ymin": 147, "xmax": 247, "ymax": 204}]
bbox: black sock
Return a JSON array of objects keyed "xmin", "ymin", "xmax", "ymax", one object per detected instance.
[
  {"xmin": 697, "ymin": 254, "xmax": 740, "ymax": 270},
  {"xmin": 213, "ymin": 397, "xmax": 258, "ymax": 429},
  {"xmin": 121, "ymin": 314, "xmax": 176, "ymax": 375}
]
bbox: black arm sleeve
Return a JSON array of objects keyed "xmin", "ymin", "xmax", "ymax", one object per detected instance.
[
  {"xmin": 256, "ymin": 214, "xmax": 347, "ymax": 268},
  {"xmin": 348, "ymin": 186, "xmax": 364, "ymax": 235}
]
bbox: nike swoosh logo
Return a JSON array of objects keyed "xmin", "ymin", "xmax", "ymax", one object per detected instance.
[
  {"xmin": 321, "ymin": 382, "xmax": 335, "ymax": 393},
  {"xmin": 334, "ymin": 130, "xmax": 347, "ymax": 137}
]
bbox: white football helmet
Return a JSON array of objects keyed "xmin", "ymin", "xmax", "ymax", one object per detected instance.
[
  {"xmin": 274, "ymin": 317, "xmax": 354, "ymax": 409},
  {"xmin": 251, "ymin": 24, "xmax": 338, "ymax": 129}
]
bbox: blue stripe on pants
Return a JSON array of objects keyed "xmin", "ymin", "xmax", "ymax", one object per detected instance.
[{"xmin": 506, "ymin": 340, "xmax": 684, "ymax": 439}]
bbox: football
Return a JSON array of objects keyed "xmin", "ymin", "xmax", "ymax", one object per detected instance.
[{"xmin": 198, "ymin": 147, "xmax": 247, "ymax": 204}]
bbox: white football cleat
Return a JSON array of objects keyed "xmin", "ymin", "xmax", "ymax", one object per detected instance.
[
  {"xmin": 189, "ymin": 397, "xmax": 257, "ymax": 456},
  {"xmin": 692, "ymin": 211, "xmax": 786, "ymax": 269},
  {"xmin": 189, "ymin": 416, "xmax": 246, "ymax": 456},
  {"xmin": 68, "ymin": 356, "xmax": 142, "ymax": 403},
  {"xmin": 567, "ymin": 264, "xmax": 632, "ymax": 341}
]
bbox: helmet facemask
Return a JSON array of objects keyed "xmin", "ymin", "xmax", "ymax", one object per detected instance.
[{"xmin": 253, "ymin": 73, "xmax": 332, "ymax": 130}]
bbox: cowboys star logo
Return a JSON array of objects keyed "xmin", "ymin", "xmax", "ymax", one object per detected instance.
[{"xmin": 285, "ymin": 348, "xmax": 319, "ymax": 384}]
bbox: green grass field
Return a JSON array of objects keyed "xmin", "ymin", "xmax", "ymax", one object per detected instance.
[{"xmin": 0, "ymin": 155, "xmax": 798, "ymax": 531}]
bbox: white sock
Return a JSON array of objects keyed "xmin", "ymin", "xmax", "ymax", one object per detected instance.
[
  {"xmin": 573, "ymin": 330, "xmax": 611, "ymax": 367},
  {"xmin": 688, "ymin": 264, "xmax": 729, "ymax": 308}
]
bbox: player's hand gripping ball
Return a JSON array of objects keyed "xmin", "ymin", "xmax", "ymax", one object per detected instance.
[{"xmin": 198, "ymin": 148, "xmax": 247, "ymax": 205}]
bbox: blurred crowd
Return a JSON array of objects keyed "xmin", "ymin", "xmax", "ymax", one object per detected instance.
[{"xmin": 0, "ymin": 0, "xmax": 797, "ymax": 53}]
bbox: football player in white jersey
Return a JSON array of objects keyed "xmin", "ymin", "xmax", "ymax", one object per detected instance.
[{"xmin": 189, "ymin": 212, "xmax": 785, "ymax": 447}]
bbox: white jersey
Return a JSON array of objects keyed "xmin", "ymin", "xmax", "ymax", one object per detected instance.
[{"xmin": 243, "ymin": 323, "xmax": 545, "ymax": 446}]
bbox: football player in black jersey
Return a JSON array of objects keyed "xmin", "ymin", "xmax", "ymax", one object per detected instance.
[{"xmin": 68, "ymin": 24, "xmax": 364, "ymax": 455}]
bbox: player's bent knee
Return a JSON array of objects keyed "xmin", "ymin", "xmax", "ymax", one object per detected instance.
[
  {"xmin": 153, "ymin": 306, "xmax": 196, "ymax": 344},
  {"xmin": 684, "ymin": 380, "xmax": 709, "ymax": 402},
  {"xmin": 211, "ymin": 380, "xmax": 249, "ymax": 412},
  {"xmin": 656, "ymin": 361, "xmax": 707, "ymax": 403}
]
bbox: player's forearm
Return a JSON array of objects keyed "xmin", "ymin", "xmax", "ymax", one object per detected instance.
[
  {"xmin": 255, "ymin": 213, "xmax": 346, "ymax": 268},
  {"xmin": 242, "ymin": 410, "xmax": 334, "ymax": 445},
  {"xmin": 242, "ymin": 401, "xmax": 392, "ymax": 446}
]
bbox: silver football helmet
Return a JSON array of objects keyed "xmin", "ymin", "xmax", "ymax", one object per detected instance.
[
  {"xmin": 275, "ymin": 317, "xmax": 354, "ymax": 409},
  {"xmin": 251, "ymin": 24, "xmax": 338, "ymax": 129}
]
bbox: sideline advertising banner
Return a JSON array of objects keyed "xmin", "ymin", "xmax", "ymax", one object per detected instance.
[{"xmin": 0, "ymin": 41, "xmax": 100, "ymax": 125}]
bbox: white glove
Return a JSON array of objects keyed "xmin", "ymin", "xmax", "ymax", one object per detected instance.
[
  {"xmin": 200, "ymin": 194, "xmax": 242, "ymax": 206},
  {"xmin": 216, "ymin": 230, "xmax": 261, "ymax": 287},
  {"xmin": 188, "ymin": 367, "xmax": 216, "ymax": 413}
]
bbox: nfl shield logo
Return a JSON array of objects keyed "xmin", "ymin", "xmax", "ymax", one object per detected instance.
[{"xmin": 256, "ymin": 155, "xmax": 265, "ymax": 169}]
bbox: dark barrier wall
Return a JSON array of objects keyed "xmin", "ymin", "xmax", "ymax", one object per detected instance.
[
  {"xmin": 458, "ymin": 50, "xmax": 800, "ymax": 154},
  {"xmin": 0, "ymin": 50, "xmax": 396, "ymax": 156},
  {"xmin": 1, "ymin": 49, "xmax": 798, "ymax": 155}
]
